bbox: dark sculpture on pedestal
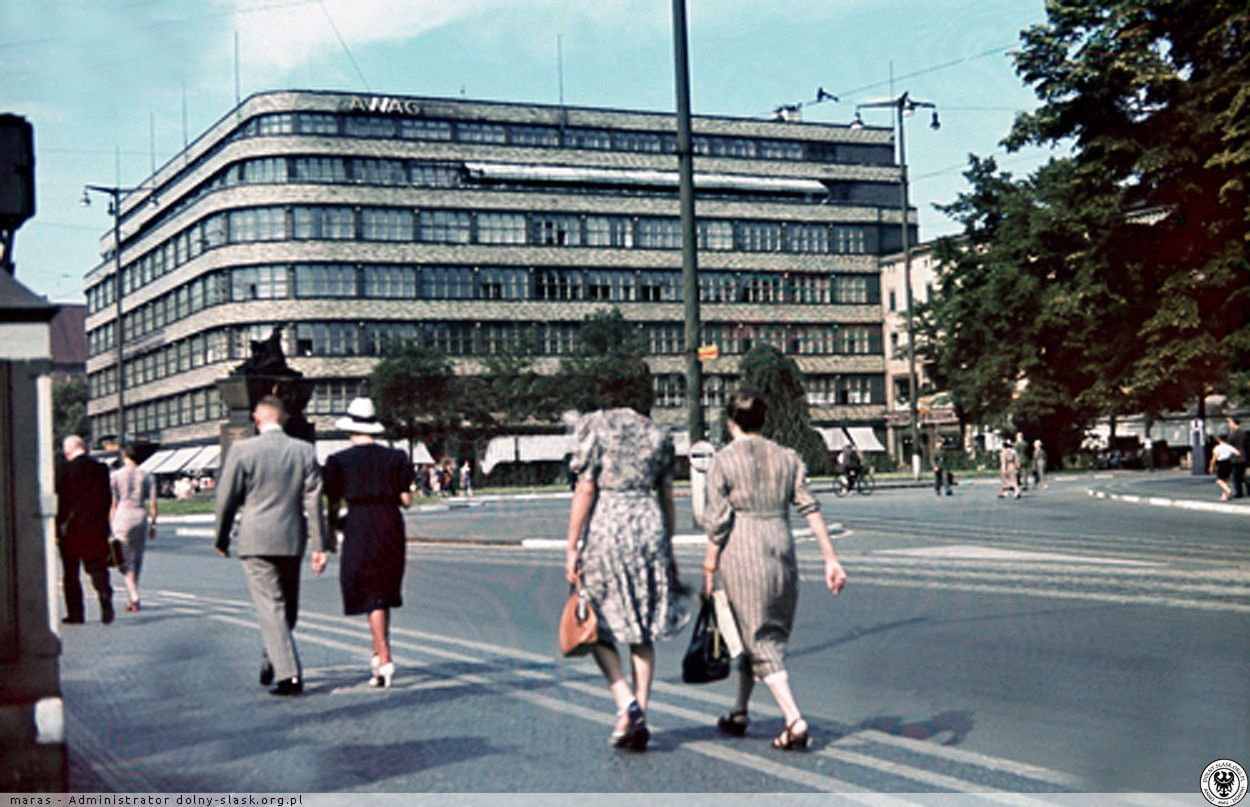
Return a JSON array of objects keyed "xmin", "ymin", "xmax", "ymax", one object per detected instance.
[{"xmin": 216, "ymin": 327, "xmax": 314, "ymax": 460}]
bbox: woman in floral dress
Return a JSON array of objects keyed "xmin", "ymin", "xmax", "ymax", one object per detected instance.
[{"xmin": 564, "ymin": 378, "xmax": 688, "ymax": 752}]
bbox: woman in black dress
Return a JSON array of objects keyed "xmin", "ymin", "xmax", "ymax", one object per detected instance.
[{"xmin": 324, "ymin": 397, "xmax": 414, "ymax": 688}]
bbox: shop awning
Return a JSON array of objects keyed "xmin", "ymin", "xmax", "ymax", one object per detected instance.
[
  {"xmin": 139, "ymin": 449, "xmax": 175, "ymax": 473},
  {"xmin": 182, "ymin": 445, "xmax": 220, "ymax": 472},
  {"xmin": 845, "ymin": 427, "xmax": 885, "ymax": 452},
  {"xmin": 149, "ymin": 447, "xmax": 203, "ymax": 475}
]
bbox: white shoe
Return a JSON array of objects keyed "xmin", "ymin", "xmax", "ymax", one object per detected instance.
[
  {"xmin": 368, "ymin": 655, "xmax": 381, "ymax": 686},
  {"xmin": 375, "ymin": 662, "xmax": 395, "ymax": 689}
]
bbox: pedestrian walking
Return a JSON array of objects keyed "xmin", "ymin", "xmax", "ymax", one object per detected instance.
[
  {"xmin": 1143, "ymin": 436, "xmax": 1155, "ymax": 472},
  {"xmin": 109, "ymin": 444, "xmax": 157, "ymax": 612},
  {"xmin": 55, "ymin": 435, "xmax": 115, "ymax": 625},
  {"xmin": 701, "ymin": 389, "xmax": 847, "ymax": 751},
  {"xmin": 1227, "ymin": 417, "xmax": 1247, "ymax": 498},
  {"xmin": 324, "ymin": 398, "xmax": 414, "ymax": 689},
  {"xmin": 563, "ymin": 375, "xmax": 689, "ymax": 752},
  {"xmin": 998, "ymin": 437, "xmax": 1021, "ymax": 499},
  {"xmin": 459, "ymin": 459, "xmax": 474, "ymax": 497},
  {"xmin": 932, "ymin": 438, "xmax": 954, "ymax": 496},
  {"xmin": 1032, "ymin": 440, "xmax": 1049, "ymax": 490},
  {"xmin": 1208, "ymin": 434, "xmax": 1242, "ymax": 502},
  {"xmin": 1014, "ymin": 432, "xmax": 1030, "ymax": 491},
  {"xmin": 214, "ymin": 396, "xmax": 330, "ymax": 696}
]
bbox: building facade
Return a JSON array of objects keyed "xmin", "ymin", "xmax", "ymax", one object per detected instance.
[
  {"xmin": 879, "ymin": 241, "xmax": 958, "ymax": 462},
  {"xmin": 84, "ymin": 90, "xmax": 911, "ymax": 455}
]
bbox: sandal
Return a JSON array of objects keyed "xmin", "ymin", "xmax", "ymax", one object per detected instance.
[
  {"xmin": 773, "ymin": 718, "xmax": 810, "ymax": 751},
  {"xmin": 716, "ymin": 709, "xmax": 749, "ymax": 737},
  {"xmin": 610, "ymin": 701, "xmax": 650, "ymax": 751}
]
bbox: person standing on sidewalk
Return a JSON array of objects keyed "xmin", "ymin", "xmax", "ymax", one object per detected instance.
[
  {"xmin": 215, "ymin": 396, "xmax": 330, "ymax": 696},
  {"xmin": 1208, "ymin": 434, "xmax": 1242, "ymax": 502},
  {"xmin": 55, "ymin": 435, "xmax": 115, "ymax": 625},
  {"xmin": 1032, "ymin": 440, "xmax": 1049, "ymax": 491},
  {"xmin": 1227, "ymin": 417, "xmax": 1247, "ymax": 498},
  {"xmin": 998, "ymin": 436, "xmax": 1021, "ymax": 499},
  {"xmin": 1014, "ymin": 432, "xmax": 1030, "ymax": 492}
]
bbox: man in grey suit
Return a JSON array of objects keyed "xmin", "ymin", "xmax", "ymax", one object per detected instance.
[{"xmin": 215, "ymin": 395, "xmax": 329, "ymax": 696}]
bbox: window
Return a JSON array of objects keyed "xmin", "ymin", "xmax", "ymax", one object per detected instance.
[
  {"xmin": 476, "ymin": 267, "xmax": 527, "ymax": 300},
  {"xmin": 411, "ymin": 162, "xmax": 460, "ymax": 187},
  {"xmin": 739, "ymin": 273, "xmax": 782, "ymax": 303},
  {"xmin": 243, "ymin": 157, "xmax": 287, "ymax": 183},
  {"xmin": 309, "ymin": 380, "xmax": 364, "ymax": 414},
  {"xmin": 229, "ymin": 206, "xmax": 287, "ymax": 242},
  {"xmin": 638, "ymin": 271, "xmax": 680, "ymax": 302},
  {"xmin": 360, "ymin": 208, "xmax": 414, "ymax": 241},
  {"xmin": 203, "ymin": 214, "xmax": 227, "ymax": 249},
  {"xmin": 699, "ymin": 272, "xmax": 737, "ymax": 303},
  {"xmin": 697, "ymin": 220, "xmax": 734, "ymax": 251},
  {"xmin": 888, "ymin": 290, "xmax": 897, "ymax": 311},
  {"xmin": 476, "ymin": 212, "xmax": 527, "ymax": 245},
  {"xmin": 294, "ymin": 264, "xmax": 356, "ymax": 298},
  {"xmin": 292, "ymin": 157, "xmax": 347, "ymax": 183},
  {"xmin": 364, "ymin": 322, "xmax": 419, "ymax": 355},
  {"xmin": 585, "ymin": 216, "xmax": 633, "ymax": 248},
  {"xmin": 709, "ymin": 137, "xmax": 755, "ymax": 158},
  {"xmin": 399, "ymin": 119, "xmax": 452, "ymax": 141},
  {"xmin": 421, "ymin": 266, "xmax": 475, "ymax": 299},
  {"xmin": 232, "ymin": 265, "xmax": 289, "ymax": 300},
  {"xmin": 636, "ymin": 218, "xmax": 681, "ymax": 249},
  {"xmin": 295, "ymin": 322, "xmax": 360, "ymax": 356},
  {"xmin": 585, "ymin": 270, "xmax": 635, "ymax": 302},
  {"xmin": 786, "ymin": 223, "xmax": 829, "ymax": 253},
  {"xmin": 418, "ymin": 210, "xmax": 471, "ymax": 243},
  {"xmin": 456, "ymin": 122, "xmax": 506, "ymax": 143},
  {"xmin": 536, "ymin": 323, "xmax": 578, "ymax": 355},
  {"xmin": 836, "ymin": 325, "xmax": 880, "ymax": 355},
  {"xmin": 653, "ymin": 374, "xmax": 686, "ymax": 408},
  {"xmin": 424, "ymin": 322, "xmax": 476, "ymax": 355},
  {"xmin": 534, "ymin": 270, "xmax": 582, "ymax": 301},
  {"xmin": 738, "ymin": 221, "xmax": 782, "ymax": 252},
  {"xmin": 834, "ymin": 275, "xmax": 875, "ymax": 304},
  {"xmin": 297, "ymin": 113, "xmax": 339, "ymax": 135},
  {"xmin": 647, "ymin": 323, "xmax": 684, "ymax": 355},
  {"xmin": 509, "ymin": 125, "xmax": 559, "ymax": 146},
  {"xmin": 363, "ymin": 266, "xmax": 416, "ymax": 298},
  {"xmin": 806, "ymin": 376, "xmax": 837, "ymax": 406},
  {"xmin": 789, "ymin": 274, "xmax": 830, "ymax": 304},
  {"xmin": 343, "ymin": 115, "xmax": 397, "ymax": 138},
  {"xmin": 206, "ymin": 330, "xmax": 229, "ymax": 364},
  {"xmin": 293, "ymin": 206, "xmax": 356, "ymax": 240},
  {"xmin": 832, "ymin": 226, "xmax": 867, "ymax": 254},
  {"xmin": 613, "ymin": 131, "xmax": 665, "ymax": 153},
  {"xmin": 757, "ymin": 139, "xmax": 804, "ymax": 160},
  {"xmin": 702, "ymin": 375, "xmax": 729, "ymax": 407},
  {"xmin": 839, "ymin": 375, "xmax": 881, "ymax": 405},
  {"xmin": 564, "ymin": 128, "xmax": 612, "ymax": 150},
  {"xmin": 532, "ymin": 215, "xmax": 582, "ymax": 246},
  {"xmin": 354, "ymin": 158, "xmax": 407, "ymax": 185},
  {"xmin": 256, "ymin": 113, "xmax": 295, "ymax": 136}
]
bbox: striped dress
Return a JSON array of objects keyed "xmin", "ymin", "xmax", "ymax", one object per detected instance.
[{"xmin": 703, "ymin": 434, "xmax": 820, "ymax": 678}]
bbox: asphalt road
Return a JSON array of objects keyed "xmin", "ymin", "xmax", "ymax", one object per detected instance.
[{"xmin": 58, "ymin": 472, "xmax": 1249, "ymax": 795}]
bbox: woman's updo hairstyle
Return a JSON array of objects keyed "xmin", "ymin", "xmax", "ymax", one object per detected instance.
[{"xmin": 726, "ymin": 387, "xmax": 767, "ymax": 433}]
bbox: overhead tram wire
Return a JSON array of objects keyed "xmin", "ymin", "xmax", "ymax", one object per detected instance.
[{"xmin": 318, "ymin": 0, "xmax": 371, "ymax": 93}]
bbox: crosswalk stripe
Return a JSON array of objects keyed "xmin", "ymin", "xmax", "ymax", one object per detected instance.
[{"xmin": 148, "ymin": 590, "xmax": 1082, "ymax": 793}]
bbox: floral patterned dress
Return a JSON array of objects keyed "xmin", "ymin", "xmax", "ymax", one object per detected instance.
[{"xmin": 570, "ymin": 408, "xmax": 689, "ymax": 645}]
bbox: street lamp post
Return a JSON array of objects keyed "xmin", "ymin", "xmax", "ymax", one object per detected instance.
[
  {"xmin": 81, "ymin": 184, "xmax": 156, "ymax": 446},
  {"xmin": 852, "ymin": 92, "xmax": 938, "ymax": 479}
]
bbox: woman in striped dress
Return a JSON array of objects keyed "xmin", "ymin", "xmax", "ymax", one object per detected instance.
[{"xmin": 701, "ymin": 388, "xmax": 847, "ymax": 750}]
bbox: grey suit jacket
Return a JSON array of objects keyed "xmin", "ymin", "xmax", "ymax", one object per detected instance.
[{"xmin": 214, "ymin": 428, "xmax": 329, "ymax": 557}]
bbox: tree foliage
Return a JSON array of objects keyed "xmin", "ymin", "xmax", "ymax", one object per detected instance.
[
  {"xmin": 368, "ymin": 341, "xmax": 481, "ymax": 460},
  {"xmin": 557, "ymin": 308, "xmax": 653, "ymax": 414},
  {"xmin": 920, "ymin": 0, "xmax": 1249, "ymax": 460},
  {"xmin": 738, "ymin": 344, "xmax": 830, "ymax": 474},
  {"xmin": 53, "ymin": 377, "xmax": 90, "ymax": 446}
]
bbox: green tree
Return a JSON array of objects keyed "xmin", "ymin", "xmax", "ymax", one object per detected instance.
[
  {"xmin": 1006, "ymin": 0, "xmax": 1250, "ymax": 410},
  {"xmin": 53, "ymin": 377, "xmax": 90, "ymax": 446},
  {"xmin": 557, "ymin": 308, "xmax": 653, "ymax": 414},
  {"xmin": 737, "ymin": 344, "xmax": 829, "ymax": 474},
  {"xmin": 369, "ymin": 341, "xmax": 468, "ymax": 461}
]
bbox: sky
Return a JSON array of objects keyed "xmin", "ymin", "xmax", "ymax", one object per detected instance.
[{"xmin": 2, "ymin": 0, "xmax": 1055, "ymax": 303}]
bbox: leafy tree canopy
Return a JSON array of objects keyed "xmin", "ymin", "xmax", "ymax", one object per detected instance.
[{"xmin": 738, "ymin": 344, "xmax": 829, "ymax": 474}]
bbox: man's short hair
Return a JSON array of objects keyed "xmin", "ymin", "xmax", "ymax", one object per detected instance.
[{"xmin": 255, "ymin": 395, "xmax": 288, "ymax": 422}]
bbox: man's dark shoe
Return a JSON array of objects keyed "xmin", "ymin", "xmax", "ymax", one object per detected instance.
[
  {"xmin": 259, "ymin": 660, "xmax": 275, "ymax": 686},
  {"xmin": 62, "ymin": 616, "xmax": 84, "ymax": 625},
  {"xmin": 269, "ymin": 677, "xmax": 303, "ymax": 696},
  {"xmin": 100, "ymin": 601, "xmax": 115, "ymax": 625}
]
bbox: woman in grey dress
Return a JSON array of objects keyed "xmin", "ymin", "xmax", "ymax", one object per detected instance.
[
  {"xmin": 109, "ymin": 444, "xmax": 157, "ymax": 612},
  {"xmin": 564, "ymin": 377, "xmax": 688, "ymax": 752},
  {"xmin": 701, "ymin": 389, "xmax": 847, "ymax": 750}
]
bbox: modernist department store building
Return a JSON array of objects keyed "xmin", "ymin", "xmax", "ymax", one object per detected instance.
[{"xmin": 84, "ymin": 90, "xmax": 909, "ymax": 469}]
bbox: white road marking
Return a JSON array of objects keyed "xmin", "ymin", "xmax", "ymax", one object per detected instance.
[
  {"xmin": 148, "ymin": 590, "xmax": 1082, "ymax": 794},
  {"xmin": 873, "ymin": 545, "xmax": 1160, "ymax": 567}
]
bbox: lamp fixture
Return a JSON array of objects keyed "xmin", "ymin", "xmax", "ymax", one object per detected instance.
[{"xmin": 849, "ymin": 111, "xmax": 864, "ymax": 130}]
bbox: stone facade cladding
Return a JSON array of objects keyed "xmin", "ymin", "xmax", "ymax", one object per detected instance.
[{"xmin": 86, "ymin": 89, "xmax": 903, "ymax": 448}]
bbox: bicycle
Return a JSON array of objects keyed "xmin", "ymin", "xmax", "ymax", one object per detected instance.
[{"xmin": 833, "ymin": 466, "xmax": 875, "ymax": 497}]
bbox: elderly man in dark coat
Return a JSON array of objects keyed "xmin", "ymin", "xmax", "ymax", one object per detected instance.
[{"xmin": 56, "ymin": 435, "xmax": 115, "ymax": 624}]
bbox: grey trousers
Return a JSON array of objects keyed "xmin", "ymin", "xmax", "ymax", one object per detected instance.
[{"xmin": 240, "ymin": 555, "xmax": 302, "ymax": 682}]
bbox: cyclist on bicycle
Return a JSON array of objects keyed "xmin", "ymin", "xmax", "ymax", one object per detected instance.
[{"xmin": 838, "ymin": 444, "xmax": 862, "ymax": 490}]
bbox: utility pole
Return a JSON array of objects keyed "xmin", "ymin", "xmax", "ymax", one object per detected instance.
[{"xmin": 671, "ymin": 0, "xmax": 703, "ymax": 441}]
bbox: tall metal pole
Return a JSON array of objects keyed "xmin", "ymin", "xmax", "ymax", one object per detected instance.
[
  {"xmin": 671, "ymin": 0, "xmax": 703, "ymax": 441},
  {"xmin": 896, "ymin": 96, "xmax": 921, "ymax": 479},
  {"xmin": 111, "ymin": 190, "xmax": 126, "ymax": 445}
]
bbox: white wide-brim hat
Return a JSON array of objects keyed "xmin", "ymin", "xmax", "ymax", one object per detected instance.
[{"xmin": 336, "ymin": 396, "xmax": 386, "ymax": 434}]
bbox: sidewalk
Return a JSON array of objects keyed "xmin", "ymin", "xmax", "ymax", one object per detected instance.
[{"xmin": 1085, "ymin": 469, "xmax": 1250, "ymax": 517}]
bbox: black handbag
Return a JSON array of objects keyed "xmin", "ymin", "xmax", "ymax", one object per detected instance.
[{"xmin": 682, "ymin": 598, "xmax": 730, "ymax": 684}]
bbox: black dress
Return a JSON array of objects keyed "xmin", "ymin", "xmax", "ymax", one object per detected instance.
[{"xmin": 323, "ymin": 444, "xmax": 415, "ymax": 615}]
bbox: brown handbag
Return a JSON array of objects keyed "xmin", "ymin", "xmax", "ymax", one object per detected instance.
[{"xmin": 559, "ymin": 581, "xmax": 598, "ymax": 657}]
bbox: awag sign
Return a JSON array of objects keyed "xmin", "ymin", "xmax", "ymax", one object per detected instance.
[{"xmin": 344, "ymin": 96, "xmax": 422, "ymax": 115}]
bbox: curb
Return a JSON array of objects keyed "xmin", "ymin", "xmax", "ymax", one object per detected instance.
[{"xmin": 1087, "ymin": 488, "xmax": 1250, "ymax": 517}]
